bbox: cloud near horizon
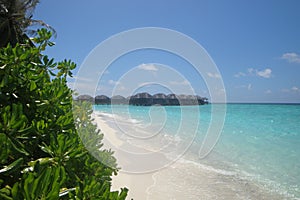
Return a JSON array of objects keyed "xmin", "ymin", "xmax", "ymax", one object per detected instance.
[
  {"xmin": 291, "ymin": 86, "xmax": 300, "ymax": 92},
  {"xmin": 281, "ymin": 86, "xmax": 300, "ymax": 93},
  {"xmin": 281, "ymin": 52, "xmax": 300, "ymax": 64}
]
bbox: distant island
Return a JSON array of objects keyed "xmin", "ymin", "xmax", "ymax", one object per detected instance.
[{"xmin": 76, "ymin": 92, "xmax": 209, "ymax": 106}]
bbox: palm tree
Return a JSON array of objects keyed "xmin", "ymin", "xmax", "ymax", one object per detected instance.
[{"xmin": 0, "ymin": 0, "xmax": 55, "ymax": 47}]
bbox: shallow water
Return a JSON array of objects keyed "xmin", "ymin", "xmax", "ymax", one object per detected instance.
[{"xmin": 94, "ymin": 104, "xmax": 300, "ymax": 199}]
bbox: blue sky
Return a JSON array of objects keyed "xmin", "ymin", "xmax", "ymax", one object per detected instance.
[{"xmin": 35, "ymin": 0, "xmax": 300, "ymax": 103}]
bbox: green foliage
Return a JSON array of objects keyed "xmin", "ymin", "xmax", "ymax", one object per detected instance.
[{"xmin": 0, "ymin": 29, "xmax": 128, "ymax": 199}]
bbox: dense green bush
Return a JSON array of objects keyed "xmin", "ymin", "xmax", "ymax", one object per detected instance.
[{"xmin": 0, "ymin": 29, "xmax": 128, "ymax": 199}]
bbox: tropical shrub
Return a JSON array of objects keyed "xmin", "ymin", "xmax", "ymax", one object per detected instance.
[{"xmin": 0, "ymin": 29, "xmax": 127, "ymax": 199}]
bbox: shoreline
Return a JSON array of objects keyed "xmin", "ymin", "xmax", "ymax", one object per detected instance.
[
  {"xmin": 92, "ymin": 112, "xmax": 159, "ymax": 200},
  {"xmin": 92, "ymin": 111, "xmax": 289, "ymax": 200}
]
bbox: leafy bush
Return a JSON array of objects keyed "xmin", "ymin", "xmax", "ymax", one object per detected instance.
[{"xmin": 0, "ymin": 29, "xmax": 128, "ymax": 199}]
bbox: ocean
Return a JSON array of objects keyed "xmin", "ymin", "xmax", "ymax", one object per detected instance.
[{"xmin": 94, "ymin": 104, "xmax": 300, "ymax": 199}]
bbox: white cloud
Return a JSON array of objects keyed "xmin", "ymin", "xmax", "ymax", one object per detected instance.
[
  {"xmin": 256, "ymin": 68, "xmax": 272, "ymax": 78},
  {"xmin": 108, "ymin": 80, "xmax": 120, "ymax": 85},
  {"xmin": 291, "ymin": 86, "xmax": 300, "ymax": 92},
  {"xmin": 235, "ymin": 68, "xmax": 272, "ymax": 79},
  {"xmin": 281, "ymin": 86, "xmax": 300, "ymax": 93},
  {"xmin": 169, "ymin": 80, "xmax": 190, "ymax": 86},
  {"xmin": 207, "ymin": 72, "xmax": 221, "ymax": 79},
  {"xmin": 281, "ymin": 52, "xmax": 300, "ymax": 64},
  {"xmin": 137, "ymin": 63, "xmax": 158, "ymax": 71}
]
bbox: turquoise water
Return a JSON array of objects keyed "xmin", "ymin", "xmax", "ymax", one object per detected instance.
[{"xmin": 94, "ymin": 104, "xmax": 300, "ymax": 199}]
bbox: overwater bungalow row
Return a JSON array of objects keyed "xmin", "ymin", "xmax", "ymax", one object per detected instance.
[{"xmin": 76, "ymin": 92, "xmax": 209, "ymax": 106}]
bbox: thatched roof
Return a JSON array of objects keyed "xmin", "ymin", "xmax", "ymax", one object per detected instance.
[
  {"xmin": 178, "ymin": 94, "xmax": 188, "ymax": 99},
  {"xmin": 153, "ymin": 93, "xmax": 167, "ymax": 99},
  {"xmin": 77, "ymin": 95, "xmax": 94, "ymax": 101},
  {"xmin": 95, "ymin": 95, "xmax": 110, "ymax": 100},
  {"xmin": 111, "ymin": 95, "xmax": 126, "ymax": 99},
  {"xmin": 111, "ymin": 95, "xmax": 127, "ymax": 104},
  {"xmin": 166, "ymin": 94, "xmax": 178, "ymax": 99},
  {"xmin": 132, "ymin": 92, "xmax": 152, "ymax": 98}
]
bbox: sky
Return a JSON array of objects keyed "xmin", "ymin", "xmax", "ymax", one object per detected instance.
[{"xmin": 34, "ymin": 0, "xmax": 300, "ymax": 103}]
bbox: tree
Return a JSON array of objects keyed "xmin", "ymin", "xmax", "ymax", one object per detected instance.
[
  {"xmin": 0, "ymin": 29, "xmax": 128, "ymax": 199},
  {"xmin": 0, "ymin": 0, "xmax": 55, "ymax": 47}
]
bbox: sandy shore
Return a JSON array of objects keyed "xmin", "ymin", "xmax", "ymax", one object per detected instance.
[
  {"xmin": 93, "ymin": 112, "xmax": 160, "ymax": 200},
  {"xmin": 92, "ymin": 111, "xmax": 286, "ymax": 200}
]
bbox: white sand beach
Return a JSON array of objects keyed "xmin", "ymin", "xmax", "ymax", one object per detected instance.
[
  {"xmin": 92, "ymin": 112, "xmax": 159, "ymax": 199},
  {"xmin": 92, "ymin": 111, "xmax": 285, "ymax": 200}
]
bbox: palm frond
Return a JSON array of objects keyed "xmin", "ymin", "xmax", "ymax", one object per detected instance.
[
  {"xmin": 30, "ymin": 19, "xmax": 57, "ymax": 38},
  {"xmin": 0, "ymin": 0, "xmax": 55, "ymax": 47}
]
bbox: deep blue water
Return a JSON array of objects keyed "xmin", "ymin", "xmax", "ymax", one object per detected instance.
[{"xmin": 94, "ymin": 103, "xmax": 300, "ymax": 198}]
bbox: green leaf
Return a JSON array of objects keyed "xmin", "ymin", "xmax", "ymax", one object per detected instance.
[
  {"xmin": 11, "ymin": 183, "xmax": 19, "ymax": 199},
  {"xmin": 48, "ymin": 42, "xmax": 55, "ymax": 47},
  {"xmin": 19, "ymin": 53, "xmax": 27, "ymax": 60},
  {"xmin": 46, "ymin": 167, "xmax": 61, "ymax": 199},
  {"xmin": 29, "ymin": 81, "xmax": 37, "ymax": 91},
  {"xmin": 0, "ymin": 158, "xmax": 23, "ymax": 174},
  {"xmin": 118, "ymin": 188, "xmax": 129, "ymax": 200},
  {"xmin": 59, "ymin": 188, "xmax": 76, "ymax": 197},
  {"xmin": 36, "ymin": 167, "xmax": 52, "ymax": 197},
  {"xmin": 39, "ymin": 145, "xmax": 54, "ymax": 156},
  {"xmin": 43, "ymin": 55, "xmax": 49, "ymax": 65},
  {"xmin": 0, "ymin": 186, "xmax": 11, "ymax": 196},
  {"xmin": 24, "ymin": 173, "xmax": 34, "ymax": 199},
  {"xmin": 8, "ymin": 136, "xmax": 29, "ymax": 156},
  {"xmin": 0, "ymin": 192, "xmax": 12, "ymax": 200}
]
